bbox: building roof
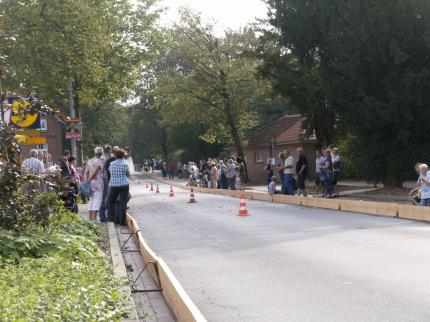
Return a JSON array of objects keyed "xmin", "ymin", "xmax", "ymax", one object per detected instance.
[{"xmin": 244, "ymin": 114, "xmax": 314, "ymax": 148}]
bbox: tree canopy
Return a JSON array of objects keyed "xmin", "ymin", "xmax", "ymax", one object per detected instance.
[
  {"xmin": 2, "ymin": 0, "xmax": 159, "ymax": 105},
  {"xmin": 259, "ymin": 0, "xmax": 430, "ymax": 185}
]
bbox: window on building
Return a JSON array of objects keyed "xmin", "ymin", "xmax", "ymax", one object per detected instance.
[
  {"xmin": 37, "ymin": 143, "xmax": 48, "ymax": 153},
  {"xmin": 40, "ymin": 117, "xmax": 48, "ymax": 131},
  {"xmin": 255, "ymin": 150, "xmax": 263, "ymax": 163}
]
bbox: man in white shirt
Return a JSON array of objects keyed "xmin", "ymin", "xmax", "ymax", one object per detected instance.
[
  {"xmin": 23, "ymin": 149, "xmax": 45, "ymax": 174},
  {"xmin": 284, "ymin": 150, "xmax": 295, "ymax": 195}
]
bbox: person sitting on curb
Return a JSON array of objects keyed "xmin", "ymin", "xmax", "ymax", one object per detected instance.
[
  {"xmin": 268, "ymin": 176, "xmax": 277, "ymax": 196},
  {"xmin": 409, "ymin": 163, "xmax": 422, "ymax": 205}
]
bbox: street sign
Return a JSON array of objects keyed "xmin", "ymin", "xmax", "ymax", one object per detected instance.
[
  {"xmin": 65, "ymin": 118, "xmax": 80, "ymax": 123},
  {"xmin": 65, "ymin": 131, "xmax": 81, "ymax": 140}
]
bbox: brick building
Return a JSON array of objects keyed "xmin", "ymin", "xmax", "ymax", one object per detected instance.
[
  {"xmin": 18, "ymin": 114, "xmax": 63, "ymax": 162},
  {"xmin": 227, "ymin": 114, "xmax": 317, "ymax": 182}
]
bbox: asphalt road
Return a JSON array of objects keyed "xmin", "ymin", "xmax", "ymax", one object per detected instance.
[{"xmin": 129, "ymin": 177, "xmax": 430, "ymax": 322}]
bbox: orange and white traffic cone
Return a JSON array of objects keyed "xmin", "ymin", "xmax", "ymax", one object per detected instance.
[
  {"xmin": 156, "ymin": 184, "xmax": 160, "ymax": 193},
  {"xmin": 238, "ymin": 193, "xmax": 249, "ymax": 217},
  {"xmin": 150, "ymin": 183, "xmax": 154, "ymax": 191},
  {"xmin": 146, "ymin": 183, "xmax": 149, "ymax": 189},
  {"xmin": 188, "ymin": 188, "xmax": 196, "ymax": 203},
  {"xmin": 169, "ymin": 186, "xmax": 174, "ymax": 197}
]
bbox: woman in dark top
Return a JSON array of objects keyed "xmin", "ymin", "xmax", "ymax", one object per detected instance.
[
  {"xmin": 236, "ymin": 157, "xmax": 247, "ymax": 191},
  {"xmin": 277, "ymin": 152, "xmax": 286, "ymax": 194},
  {"xmin": 295, "ymin": 148, "xmax": 308, "ymax": 197},
  {"xmin": 264, "ymin": 158, "xmax": 274, "ymax": 186}
]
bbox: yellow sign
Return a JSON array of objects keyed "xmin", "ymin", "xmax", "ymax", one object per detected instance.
[
  {"xmin": 18, "ymin": 129, "xmax": 40, "ymax": 136},
  {"xmin": 14, "ymin": 135, "xmax": 46, "ymax": 145},
  {"xmin": 10, "ymin": 100, "xmax": 38, "ymax": 128},
  {"xmin": 28, "ymin": 137, "xmax": 47, "ymax": 145},
  {"xmin": 15, "ymin": 135, "xmax": 28, "ymax": 144}
]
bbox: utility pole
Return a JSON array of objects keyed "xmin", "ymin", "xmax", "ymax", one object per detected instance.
[
  {"xmin": 0, "ymin": 78, "xmax": 4, "ymax": 124},
  {"xmin": 68, "ymin": 78, "xmax": 77, "ymax": 158}
]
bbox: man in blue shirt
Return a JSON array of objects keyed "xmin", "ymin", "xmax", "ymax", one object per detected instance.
[{"xmin": 107, "ymin": 149, "xmax": 130, "ymax": 225}]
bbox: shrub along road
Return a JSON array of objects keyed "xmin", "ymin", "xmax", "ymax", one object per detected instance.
[{"xmin": 129, "ymin": 177, "xmax": 430, "ymax": 322}]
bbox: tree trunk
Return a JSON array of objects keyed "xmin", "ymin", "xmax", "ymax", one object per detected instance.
[
  {"xmin": 160, "ymin": 127, "xmax": 168, "ymax": 161},
  {"xmin": 219, "ymin": 70, "xmax": 249, "ymax": 182},
  {"xmin": 223, "ymin": 99, "xmax": 249, "ymax": 183},
  {"xmin": 72, "ymin": 79, "xmax": 83, "ymax": 166}
]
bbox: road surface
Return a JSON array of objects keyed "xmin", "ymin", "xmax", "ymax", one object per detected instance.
[{"xmin": 129, "ymin": 177, "xmax": 430, "ymax": 322}]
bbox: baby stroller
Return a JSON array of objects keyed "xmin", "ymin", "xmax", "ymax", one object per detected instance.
[
  {"xmin": 58, "ymin": 184, "xmax": 78, "ymax": 213},
  {"xmin": 63, "ymin": 186, "xmax": 78, "ymax": 213}
]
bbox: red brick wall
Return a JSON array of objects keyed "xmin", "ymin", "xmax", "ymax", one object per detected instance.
[
  {"xmin": 229, "ymin": 143, "xmax": 317, "ymax": 183},
  {"xmin": 20, "ymin": 115, "xmax": 63, "ymax": 162}
]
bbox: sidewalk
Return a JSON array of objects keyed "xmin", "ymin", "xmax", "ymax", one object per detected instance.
[
  {"xmin": 117, "ymin": 225, "xmax": 176, "ymax": 322},
  {"xmin": 145, "ymin": 171, "xmax": 378, "ymax": 194},
  {"xmin": 79, "ymin": 205, "xmax": 175, "ymax": 322}
]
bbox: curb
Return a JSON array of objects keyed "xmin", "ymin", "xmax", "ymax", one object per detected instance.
[
  {"xmin": 143, "ymin": 173, "xmax": 430, "ymax": 223},
  {"xmin": 125, "ymin": 214, "xmax": 207, "ymax": 322},
  {"xmin": 107, "ymin": 222, "xmax": 140, "ymax": 321}
]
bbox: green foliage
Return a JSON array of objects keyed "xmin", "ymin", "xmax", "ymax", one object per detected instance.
[
  {"xmin": 0, "ymin": 214, "xmax": 99, "ymax": 263},
  {"xmin": 260, "ymin": 0, "xmax": 430, "ymax": 185},
  {"xmin": 0, "ymin": 120, "xmax": 77, "ymax": 230},
  {"xmin": 81, "ymin": 102, "xmax": 131, "ymax": 158},
  {"xmin": 0, "ymin": 216, "xmax": 126, "ymax": 321},
  {"xmin": 2, "ymin": 0, "xmax": 159, "ymax": 106}
]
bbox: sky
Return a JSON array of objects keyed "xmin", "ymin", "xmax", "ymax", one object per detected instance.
[{"xmin": 159, "ymin": 0, "xmax": 268, "ymax": 34}]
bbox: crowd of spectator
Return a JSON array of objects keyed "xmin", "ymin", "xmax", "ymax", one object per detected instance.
[
  {"xmin": 21, "ymin": 145, "xmax": 135, "ymax": 224},
  {"xmin": 145, "ymin": 147, "xmax": 342, "ymax": 198}
]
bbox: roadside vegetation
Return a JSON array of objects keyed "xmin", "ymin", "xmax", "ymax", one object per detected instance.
[
  {"xmin": 0, "ymin": 123, "xmax": 126, "ymax": 321},
  {"xmin": 0, "ymin": 215, "xmax": 126, "ymax": 321}
]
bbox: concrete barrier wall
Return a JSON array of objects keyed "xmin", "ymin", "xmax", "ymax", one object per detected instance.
[
  {"xmin": 339, "ymin": 200, "xmax": 377, "ymax": 215},
  {"xmin": 373, "ymin": 202, "xmax": 398, "ymax": 217},
  {"xmin": 398, "ymin": 204, "xmax": 423, "ymax": 221},
  {"xmin": 272, "ymin": 194, "xmax": 302, "ymax": 205},
  {"xmin": 157, "ymin": 258, "xmax": 207, "ymax": 322},
  {"xmin": 126, "ymin": 214, "xmax": 206, "ymax": 322},
  {"xmin": 233, "ymin": 190, "xmax": 254, "ymax": 199},
  {"xmin": 126, "ymin": 216, "xmax": 159, "ymax": 283},
  {"xmin": 252, "ymin": 192, "xmax": 273, "ymax": 202},
  {"xmin": 302, "ymin": 197, "xmax": 340, "ymax": 210},
  {"xmin": 422, "ymin": 208, "xmax": 430, "ymax": 223}
]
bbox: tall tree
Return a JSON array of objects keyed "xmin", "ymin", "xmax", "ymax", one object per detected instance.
[
  {"xmin": 155, "ymin": 10, "xmax": 271, "ymax": 180},
  {"xmin": 1, "ymin": 0, "xmax": 158, "ymax": 161},
  {"xmin": 260, "ymin": 0, "xmax": 430, "ymax": 185}
]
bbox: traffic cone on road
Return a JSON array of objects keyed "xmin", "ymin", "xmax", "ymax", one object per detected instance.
[
  {"xmin": 156, "ymin": 184, "xmax": 160, "ymax": 193},
  {"xmin": 150, "ymin": 183, "xmax": 154, "ymax": 191},
  {"xmin": 169, "ymin": 186, "xmax": 175, "ymax": 197},
  {"xmin": 238, "ymin": 193, "xmax": 249, "ymax": 217},
  {"xmin": 188, "ymin": 188, "xmax": 196, "ymax": 203},
  {"xmin": 146, "ymin": 183, "xmax": 148, "ymax": 189}
]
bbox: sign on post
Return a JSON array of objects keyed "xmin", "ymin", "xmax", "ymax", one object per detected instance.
[{"xmin": 65, "ymin": 131, "xmax": 81, "ymax": 140}]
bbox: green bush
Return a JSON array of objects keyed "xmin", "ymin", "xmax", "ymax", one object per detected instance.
[{"xmin": 0, "ymin": 216, "xmax": 126, "ymax": 321}]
